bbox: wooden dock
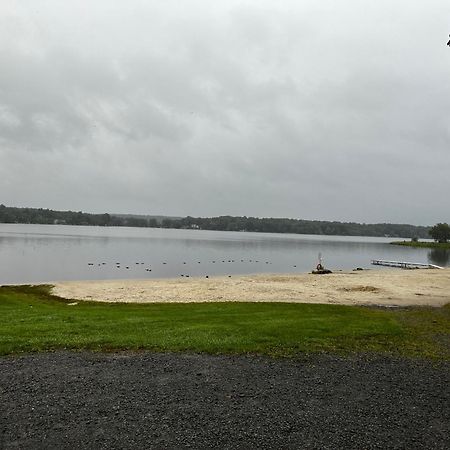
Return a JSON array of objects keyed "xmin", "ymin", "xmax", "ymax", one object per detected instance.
[{"xmin": 371, "ymin": 259, "xmax": 444, "ymax": 269}]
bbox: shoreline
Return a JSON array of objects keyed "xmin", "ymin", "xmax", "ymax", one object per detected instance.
[
  {"xmin": 51, "ymin": 269, "xmax": 450, "ymax": 307},
  {"xmin": 390, "ymin": 240, "xmax": 450, "ymax": 249}
]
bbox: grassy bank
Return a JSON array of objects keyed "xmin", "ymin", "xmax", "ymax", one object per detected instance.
[
  {"xmin": 1, "ymin": 285, "xmax": 449, "ymax": 359},
  {"xmin": 391, "ymin": 240, "xmax": 450, "ymax": 249}
]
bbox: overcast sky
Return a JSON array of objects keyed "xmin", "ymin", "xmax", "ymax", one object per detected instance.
[{"xmin": 1, "ymin": 0, "xmax": 449, "ymax": 225}]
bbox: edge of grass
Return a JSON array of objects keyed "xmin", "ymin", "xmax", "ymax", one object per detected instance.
[{"xmin": 1, "ymin": 285, "xmax": 449, "ymax": 360}]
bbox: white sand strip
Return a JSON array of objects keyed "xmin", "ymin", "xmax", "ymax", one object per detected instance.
[{"xmin": 50, "ymin": 269, "xmax": 450, "ymax": 307}]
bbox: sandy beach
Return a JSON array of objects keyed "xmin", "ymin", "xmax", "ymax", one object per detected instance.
[{"xmin": 51, "ymin": 269, "xmax": 450, "ymax": 307}]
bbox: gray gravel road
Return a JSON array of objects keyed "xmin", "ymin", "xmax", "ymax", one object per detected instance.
[{"xmin": 1, "ymin": 352, "xmax": 449, "ymax": 449}]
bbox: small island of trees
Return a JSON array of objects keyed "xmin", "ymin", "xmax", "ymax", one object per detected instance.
[
  {"xmin": 429, "ymin": 223, "xmax": 450, "ymax": 244},
  {"xmin": 391, "ymin": 222, "xmax": 450, "ymax": 249}
]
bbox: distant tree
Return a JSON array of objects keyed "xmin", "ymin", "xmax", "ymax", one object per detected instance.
[{"xmin": 429, "ymin": 223, "xmax": 450, "ymax": 243}]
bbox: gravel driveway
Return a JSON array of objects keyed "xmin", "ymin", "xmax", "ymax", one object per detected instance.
[{"xmin": 1, "ymin": 352, "xmax": 449, "ymax": 449}]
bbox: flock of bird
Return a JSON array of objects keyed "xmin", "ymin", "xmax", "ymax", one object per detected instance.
[{"xmin": 87, "ymin": 259, "xmax": 299, "ymax": 278}]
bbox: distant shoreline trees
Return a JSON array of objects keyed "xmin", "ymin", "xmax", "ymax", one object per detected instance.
[
  {"xmin": 0, "ymin": 204, "xmax": 432, "ymax": 239},
  {"xmin": 159, "ymin": 215, "xmax": 430, "ymax": 238},
  {"xmin": 0, "ymin": 205, "xmax": 157, "ymax": 228}
]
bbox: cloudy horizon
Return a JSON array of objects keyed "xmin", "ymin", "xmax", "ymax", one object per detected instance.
[{"xmin": 1, "ymin": 0, "xmax": 449, "ymax": 226}]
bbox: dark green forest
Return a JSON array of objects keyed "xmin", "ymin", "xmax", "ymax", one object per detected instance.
[
  {"xmin": 160, "ymin": 216, "xmax": 430, "ymax": 238},
  {"xmin": 0, "ymin": 204, "xmax": 430, "ymax": 238},
  {"xmin": 0, "ymin": 205, "xmax": 157, "ymax": 228}
]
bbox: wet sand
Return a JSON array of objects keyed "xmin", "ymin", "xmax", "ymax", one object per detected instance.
[{"xmin": 51, "ymin": 269, "xmax": 450, "ymax": 307}]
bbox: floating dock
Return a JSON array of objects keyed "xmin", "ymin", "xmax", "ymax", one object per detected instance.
[{"xmin": 371, "ymin": 260, "xmax": 443, "ymax": 269}]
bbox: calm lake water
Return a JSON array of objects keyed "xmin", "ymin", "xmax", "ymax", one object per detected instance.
[{"xmin": 0, "ymin": 224, "xmax": 448, "ymax": 284}]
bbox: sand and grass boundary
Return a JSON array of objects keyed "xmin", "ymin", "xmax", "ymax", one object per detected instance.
[{"xmin": 51, "ymin": 269, "xmax": 450, "ymax": 307}]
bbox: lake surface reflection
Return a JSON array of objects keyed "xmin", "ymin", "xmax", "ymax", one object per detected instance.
[{"xmin": 0, "ymin": 224, "xmax": 447, "ymax": 284}]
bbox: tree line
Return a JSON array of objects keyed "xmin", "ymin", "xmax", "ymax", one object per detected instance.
[
  {"xmin": 0, "ymin": 205, "xmax": 158, "ymax": 228},
  {"xmin": 0, "ymin": 205, "xmax": 432, "ymax": 238},
  {"xmin": 160, "ymin": 215, "xmax": 431, "ymax": 238}
]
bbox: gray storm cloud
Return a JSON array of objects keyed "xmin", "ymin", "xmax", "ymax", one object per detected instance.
[{"xmin": 1, "ymin": 0, "xmax": 449, "ymax": 224}]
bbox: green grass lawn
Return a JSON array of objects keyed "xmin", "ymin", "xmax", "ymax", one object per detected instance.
[{"xmin": 1, "ymin": 285, "xmax": 449, "ymax": 359}]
